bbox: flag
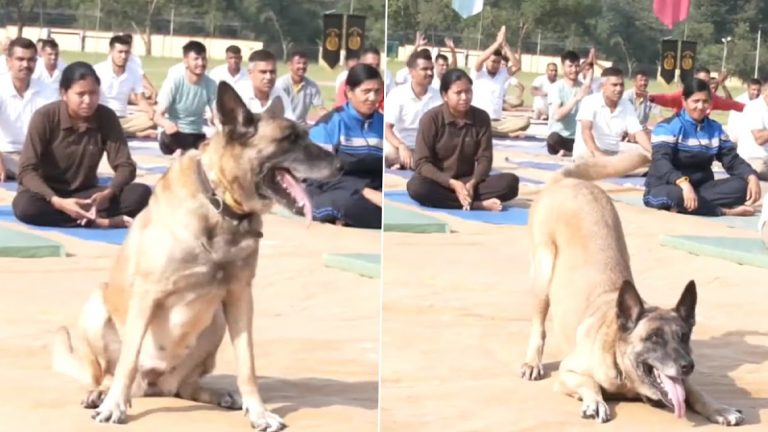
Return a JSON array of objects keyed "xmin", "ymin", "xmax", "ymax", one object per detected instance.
[
  {"xmin": 452, "ymin": 0, "xmax": 484, "ymax": 19},
  {"xmin": 653, "ymin": 0, "xmax": 691, "ymax": 29},
  {"xmin": 345, "ymin": 15, "xmax": 366, "ymax": 61},
  {"xmin": 659, "ymin": 39, "xmax": 678, "ymax": 85},
  {"xmin": 322, "ymin": 14, "xmax": 344, "ymax": 69},
  {"xmin": 679, "ymin": 40, "xmax": 697, "ymax": 85}
]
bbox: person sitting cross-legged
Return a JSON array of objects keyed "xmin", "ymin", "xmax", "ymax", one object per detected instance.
[
  {"xmin": 643, "ymin": 78, "xmax": 761, "ymax": 217},
  {"xmin": 407, "ymin": 69, "xmax": 519, "ymax": 211}
]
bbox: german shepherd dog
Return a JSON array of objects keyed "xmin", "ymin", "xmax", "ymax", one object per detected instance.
[
  {"xmin": 51, "ymin": 82, "xmax": 341, "ymax": 430},
  {"xmin": 520, "ymin": 152, "xmax": 744, "ymax": 426}
]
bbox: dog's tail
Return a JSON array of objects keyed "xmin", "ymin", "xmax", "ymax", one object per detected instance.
[
  {"xmin": 51, "ymin": 326, "xmax": 101, "ymax": 386},
  {"xmin": 550, "ymin": 151, "xmax": 651, "ymax": 184}
]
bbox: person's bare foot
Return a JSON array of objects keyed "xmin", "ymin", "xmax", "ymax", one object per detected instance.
[
  {"xmin": 722, "ymin": 205, "xmax": 755, "ymax": 216},
  {"xmin": 472, "ymin": 198, "xmax": 503, "ymax": 211},
  {"xmin": 390, "ymin": 163, "xmax": 402, "ymax": 170},
  {"xmin": 93, "ymin": 215, "xmax": 134, "ymax": 228}
]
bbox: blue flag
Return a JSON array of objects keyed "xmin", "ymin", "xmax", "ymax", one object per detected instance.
[{"xmin": 452, "ymin": 0, "xmax": 484, "ymax": 18}]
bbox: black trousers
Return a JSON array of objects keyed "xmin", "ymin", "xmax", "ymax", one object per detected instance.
[
  {"xmin": 305, "ymin": 175, "xmax": 381, "ymax": 229},
  {"xmin": 12, "ymin": 183, "xmax": 152, "ymax": 227},
  {"xmin": 159, "ymin": 131, "xmax": 207, "ymax": 155},
  {"xmin": 643, "ymin": 177, "xmax": 747, "ymax": 216},
  {"xmin": 406, "ymin": 173, "xmax": 519, "ymax": 209},
  {"xmin": 546, "ymin": 132, "xmax": 574, "ymax": 155}
]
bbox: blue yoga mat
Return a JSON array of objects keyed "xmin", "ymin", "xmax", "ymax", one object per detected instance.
[
  {"xmin": 0, "ymin": 176, "xmax": 112, "ymax": 193},
  {"xmin": 384, "ymin": 190, "xmax": 529, "ymax": 225},
  {"xmin": 138, "ymin": 165, "xmax": 169, "ymax": 175},
  {"xmin": 505, "ymin": 158, "xmax": 564, "ymax": 171},
  {"xmin": 0, "ymin": 205, "xmax": 127, "ymax": 245},
  {"xmin": 384, "ymin": 169, "xmax": 544, "ymax": 186}
]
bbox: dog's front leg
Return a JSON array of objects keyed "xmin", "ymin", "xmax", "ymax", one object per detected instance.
[
  {"xmin": 685, "ymin": 379, "xmax": 744, "ymax": 426},
  {"xmin": 558, "ymin": 364, "xmax": 611, "ymax": 423},
  {"xmin": 92, "ymin": 292, "xmax": 156, "ymax": 424},
  {"xmin": 224, "ymin": 284, "xmax": 285, "ymax": 432}
]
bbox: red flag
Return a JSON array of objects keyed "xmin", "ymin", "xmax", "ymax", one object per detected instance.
[{"xmin": 653, "ymin": 0, "xmax": 691, "ymax": 29}]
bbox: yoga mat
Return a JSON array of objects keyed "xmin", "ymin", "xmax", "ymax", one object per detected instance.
[
  {"xmin": 611, "ymin": 195, "xmax": 762, "ymax": 230},
  {"xmin": 322, "ymin": 253, "xmax": 381, "ymax": 279},
  {"xmin": 504, "ymin": 158, "xmax": 564, "ymax": 172},
  {"xmin": 0, "ymin": 225, "xmax": 65, "ymax": 258},
  {"xmin": 384, "ymin": 169, "xmax": 544, "ymax": 186},
  {"xmin": 0, "ymin": 206, "xmax": 127, "ymax": 245},
  {"xmin": 0, "ymin": 176, "xmax": 113, "ymax": 193},
  {"xmin": 138, "ymin": 165, "xmax": 169, "ymax": 175},
  {"xmin": 660, "ymin": 235, "xmax": 768, "ymax": 269},
  {"xmin": 384, "ymin": 190, "xmax": 529, "ymax": 226},
  {"xmin": 383, "ymin": 203, "xmax": 450, "ymax": 233}
]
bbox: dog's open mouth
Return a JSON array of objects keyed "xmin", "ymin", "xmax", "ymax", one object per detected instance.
[
  {"xmin": 643, "ymin": 363, "xmax": 686, "ymax": 418},
  {"xmin": 265, "ymin": 168, "xmax": 313, "ymax": 224}
]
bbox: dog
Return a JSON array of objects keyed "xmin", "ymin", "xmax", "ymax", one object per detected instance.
[
  {"xmin": 520, "ymin": 152, "xmax": 744, "ymax": 426},
  {"xmin": 51, "ymin": 81, "xmax": 342, "ymax": 431}
]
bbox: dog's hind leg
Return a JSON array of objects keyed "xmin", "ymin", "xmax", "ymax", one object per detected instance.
[
  {"xmin": 557, "ymin": 355, "xmax": 611, "ymax": 423},
  {"xmin": 685, "ymin": 380, "xmax": 744, "ymax": 426},
  {"xmin": 175, "ymin": 355, "xmax": 243, "ymax": 410},
  {"xmin": 520, "ymin": 244, "xmax": 555, "ymax": 381}
]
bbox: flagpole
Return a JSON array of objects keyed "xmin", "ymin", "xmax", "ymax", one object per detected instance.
[{"xmin": 477, "ymin": 10, "xmax": 483, "ymax": 50}]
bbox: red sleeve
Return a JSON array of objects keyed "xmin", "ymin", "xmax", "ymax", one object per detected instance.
[
  {"xmin": 334, "ymin": 83, "xmax": 347, "ymax": 108},
  {"xmin": 648, "ymin": 90, "xmax": 683, "ymax": 111},
  {"xmin": 712, "ymin": 95, "xmax": 745, "ymax": 112}
]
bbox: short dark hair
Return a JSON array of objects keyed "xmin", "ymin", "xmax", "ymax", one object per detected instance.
[
  {"xmin": 682, "ymin": 78, "xmax": 711, "ymax": 100},
  {"xmin": 560, "ymin": 50, "xmax": 580, "ymax": 64},
  {"xmin": 435, "ymin": 53, "xmax": 448, "ymax": 63},
  {"xmin": 345, "ymin": 63, "xmax": 382, "ymax": 90},
  {"xmin": 361, "ymin": 46, "xmax": 381, "ymax": 57},
  {"xmin": 123, "ymin": 33, "xmax": 133, "ymax": 44},
  {"xmin": 288, "ymin": 50, "xmax": 308, "ymax": 61},
  {"xmin": 109, "ymin": 34, "xmax": 132, "ymax": 49},
  {"xmin": 7, "ymin": 37, "xmax": 36, "ymax": 56},
  {"xmin": 491, "ymin": 49, "xmax": 503, "ymax": 58},
  {"xmin": 406, "ymin": 48, "xmax": 432, "ymax": 69},
  {"xmin": 601, "ymin": 66, "xmax": 623, "ymax": 79},
  {"xmin": 40, "ymin": 39, "xmax": 59, "ymax": 51},
  {"xmin": 747, "ymin": 78, "xmax": 762, "ymax": 87},
  {"xmin": 634, "ymin": 70, "xmax": 648, "ymax": 78},
  {"xmin": 60, "ymin": 61, "xmax": 101, "ymax": 92},
  {"xmin": 440, "ymin": 68, "xmax": 473, "ymax": 95},
  {"xmin": 225, "ymin": 45, "xmax": 241, "ymax": 56},
  {"xmin": 693, "ymin": 65, "xmax": 710, "ymax": 76},
  {"xmin": 182, "ymin": 40, "xmax": 207, "ymax": 57},
  {"xmin": 248, "ymin": 49, "xmax": 276, "ymax": 63}
]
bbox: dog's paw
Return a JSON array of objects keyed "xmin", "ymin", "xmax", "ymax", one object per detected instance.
[
  {"xmin": 707, "ymin": 406, "xmax": 744, "ymax": 427},
  {"xmin": 81, "ymin": 389, "xmax": 107, "ymax": 409},
  {"xmin": 520, "ymin": 362, "xmax": 544, "ymax": 381},
  {"xmin": 245, "ymin": 405, "xmax": 285, "ymax": 431},
  {"xmin": 91, "ymin": 393, "xmax": 129, "ymax": 424},
  {"xmin": 218, "ymin": 391, "xmax": 243, "ymax": 410},
  {"xmin": 580, "ymin": 399, "xmax": 611, "ymax": 423}
]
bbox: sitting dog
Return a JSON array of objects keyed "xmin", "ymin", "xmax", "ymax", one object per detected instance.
[
  {"xmin": 520, "ymin": 152, "xmax": 744, "ymax": 426},
  {"xmin": 52, "ymin": 82, "xmax": 342, "ymax": 431}
]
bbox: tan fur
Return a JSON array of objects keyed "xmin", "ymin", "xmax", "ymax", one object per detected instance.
[
  {"xmin": 521, "ymin": 153, "xmax": 745, "ymax": 426},
  {"xmin": 51, "ymin": 83, "xmax": 339, "ymax": 431}
]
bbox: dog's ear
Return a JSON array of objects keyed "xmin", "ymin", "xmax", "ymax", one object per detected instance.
[
  {"xmin": 675, "ymin": 280, "xmax": 697, "ymax": 328},
  {"xmin": 216, "ymin": 81, "xmax": 256, "ymax": 136},
  {"xmin": 617, "ymin": 280, "xmax": 644, "ymax": 333}
]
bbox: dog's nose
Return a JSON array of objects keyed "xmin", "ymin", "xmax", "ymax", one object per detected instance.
[{"xmin": 679, "ymin": 359, "xmax": 695, "ymax": 376}]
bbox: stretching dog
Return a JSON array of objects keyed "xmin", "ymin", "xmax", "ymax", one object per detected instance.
[
  {"xmin": 520, "ymin": 152, "xmax": 744, "ymax": 426},
  {"xmin": 52, "ymin": 82, "xmax": 341, "ymax": 430}
]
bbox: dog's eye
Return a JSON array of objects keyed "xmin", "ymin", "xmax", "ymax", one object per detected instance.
[{"xmin": 645, "ymin": 331, "xmax": 664, "ymax": 344}]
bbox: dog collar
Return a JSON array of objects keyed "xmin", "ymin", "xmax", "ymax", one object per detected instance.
[{"xmin": 196, "ymin": 158, "xmax": 255, "ymax": 223}]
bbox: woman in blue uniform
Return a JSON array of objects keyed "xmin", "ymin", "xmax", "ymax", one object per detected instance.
[
  {"xmin": 306, "ymin": 64, "xmax": 383, "ymax": 229},
  {"xmin": 643, "ymin": 78, "xmax": 761, "ymax": 217}
]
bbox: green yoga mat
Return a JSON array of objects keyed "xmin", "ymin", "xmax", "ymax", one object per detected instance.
[
  {"xmin": 660, "ymin": 235, "xmax": 768, "ymax": 269},
  {"xmin": 0, "ymin": 226, "xmax": 65, "ymax": 258},
  {"xmin": 611, "ymin": 195, "xmax": 761, "ymax": 230},
  {"xmin": 323, "ymin": 253, "xmax": 381, "ymax": 279},
  {"xmin": 383, "ymin": 204, "xmax": 450, "ymax": 233}
]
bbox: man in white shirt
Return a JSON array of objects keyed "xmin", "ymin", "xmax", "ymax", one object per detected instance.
[
  {"xmin": 235, "ymin": 49, "xmax": 295, "ymax": 120},
  {"xmin": 121, "ymin": 33, "xmax": 158, "ymax": 104},
  {"xmin": 530, "ymin": 62, "xmax": 558, "ymax": 120},
  {"xmin": 208, "ymin": 45, "xmax": 248, "ymax": 87},
  {"xmin": 0, "ymin": 38, "xmax": 58, "ymax": 181},
  {"xmin": 431, "ymin": 38, "xmax": 458, "ymax": 91},
  {"xmin": 741, "ymin": 81, "xmax": 768, "ymax": 181},
  {"xmin": 32, "ymin": 38, "xmax": 65, "ymax": 87},
  {"xmin": 94, "ymin": 34, "xmax": 157, "ymax": 139},
  {"xmin": 622, "ymin": 70, "xmax": 660, "ymax": 132},
  {"xmin": 275, "ymin": 50, "xmax": 326, "ymax": 125},
  {"xmin": 470, "ymin": 25, "xmax": 529, "ymax": 137},
  {"xmin": 384, "ymin": 49, "xmax": 443, "ymax": 169},
  {"xmin": 727, "ymin": 78, "xmax": 762, "ymax": 143},
  {"xmin": 573, "ymin": 67, "xmax": 651, "ymax": 161}
]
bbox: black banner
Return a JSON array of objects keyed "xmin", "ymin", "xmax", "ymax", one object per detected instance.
[
  {"xmin": 679, "ymin": 40, "xmax": 697, "ymax": 85},
  {"xmin": 345, "ymin": 14, "xmax": 366, "ymax": 61},
  {"xmin": 322, "ymin": 14, "xmax": 344, "ymax": 69},
  {"xmin": 660, "ymin": 39, "xmax": 678, "ymax": 85}
]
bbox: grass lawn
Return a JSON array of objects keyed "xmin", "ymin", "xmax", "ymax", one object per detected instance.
[
  {"xmin": 62, "ymin": 51, "xmax": 345, "ymax": 106},
  {"xmin": 387, "ymin": 59, "xmax": 744, "ymax": 124}
]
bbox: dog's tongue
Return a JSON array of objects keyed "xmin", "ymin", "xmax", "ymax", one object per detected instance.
[
  {"xmin": 659, "ymin": 373, "xmax": 687, "ymax": 418},
  {"xmin": 276, "ymin": 169, "xmax": 313, "ymax": 225}
]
